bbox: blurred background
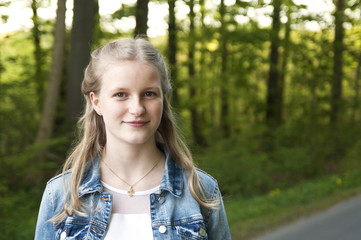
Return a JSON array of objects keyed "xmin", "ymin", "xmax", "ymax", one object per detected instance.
[{"xmin": 1, "ymin": 0, "xmax": 361, "ymax": 239}]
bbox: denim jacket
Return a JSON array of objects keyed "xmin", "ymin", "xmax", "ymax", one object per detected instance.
[{"xmin": 35, "ymin": 146, "xmax": 231, "ymax": 239}]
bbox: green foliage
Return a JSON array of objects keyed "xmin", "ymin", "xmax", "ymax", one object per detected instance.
[
  {"xmin": 0, "ymin": 1, "xmax": 10, "ymax": 24},
  {"xmin": 0, "ymin": 30, "xmax": 66, "ymax": 239},
  {"xmin": 111, "ymin": 3, "xmax": 135, "ymax": 19},
  {"xmin": 2, "ymin": 1, "xmax": 361, "ymax": 238},
  {"xmin": 195, "ymin": 137, "xmax": 271, "ymax": 197},
  {"xmin": 0, "ymin": 187, "xmax": 42, "ymax": 240},
  {"xmin": 1, "ymin": 32, "xmax": 40, "ymax": 158},
  {"xmin": 342, "ymin": 138, "xmax": 361, "ymax": 172},
  {"xmin": 226, "ymin": 170, "xmax": 361, "ymax": 238},
  {"xmin": 195, "ymin": 119, "xmax": 361, "ymax": 198}
]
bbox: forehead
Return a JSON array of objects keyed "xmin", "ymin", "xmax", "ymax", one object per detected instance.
[{"xmin": 98, "ymin": 60, "xmax": 161, "ymax": 88}]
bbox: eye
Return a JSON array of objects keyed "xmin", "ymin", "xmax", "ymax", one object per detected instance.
[
  {"xmin": 144, "ymin": 91, "xmax": 157, "ymax": 97},
  {"xmin": 114, "ymin": 92, "xmax": 127, "ymax": 98}
]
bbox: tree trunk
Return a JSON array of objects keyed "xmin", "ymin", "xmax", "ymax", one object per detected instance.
[
  {"xmin": 352, "ymin": 46, "xmax": 361, "ymax": 122},
  {"xmin": 36, "ymin": 0, "xmax": 66, "ymax": 145},
  {"xmin": 219, "ymin": 0, "xmax": 230, "ymax": 138},
  {"xmin": 66, "ymin": 0, "xmax": 98, "ymax": 122},
  {"xmin": 134, "ymin": 0, "xmax": 149, "ymax": 37},
  {"xmin": 92, "ymin": 1, "xmax": 102, "ymax": 48},
  {"xmin": 199, "ymin": 0, "xmax": 209, "ymax": 143},
  {"xmin": 265, "ymin": 0, "xmax": 282, "ymax": 127},
  {"xmin": 187, "ymin": 0, "xmax": 205, "ymax": 146},
  {"xmin": 330, "ymin": 0, "xmax": 345, "ymax": 124},
  {"xmin": 31, "ymin": 0, "xmax": 44, "ymax": 111},
  {"xmin": 279, "ymin": 4, "xmax": 291, "ymax": 123},
  {"xmin": 168, "ymin": 0, "xmax": 178, "ymax": 107}
]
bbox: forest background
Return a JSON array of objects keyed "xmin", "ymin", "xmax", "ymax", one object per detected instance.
[{"xmin": 1, "ymin": 0, "xmax": 361, "ymax": 239}]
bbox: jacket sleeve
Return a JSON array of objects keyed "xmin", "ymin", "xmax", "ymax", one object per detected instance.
[
  {"xmin": 34, "ymin": 183, "xmax": 57, "ymax": 240},
  {"xmin": 205, "ymin": 185, "xmax": 232, "ymax": 240}
]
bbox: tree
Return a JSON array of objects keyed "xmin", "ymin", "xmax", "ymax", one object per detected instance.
[
  {"xmin": 66, "ymin": 0, "xmax": 99, "ymax": 122},
  {"xmin": 330, "ymin": 0, "xmax": 345, "ymax": 124},
  {"xmin": 265, "ymin": 0, "xmax": 282, "ymax": 127},
  {"xmin": 34, "ymin": 0, "xmax": 66, "ymax": 172},
  {"xmin": 198, "ymin": 0, "xmax": 210, "ymax": 141},
  {"xmin": 35, "ymin": 0, "xmax": 66, "ymax": 145},
  {"xmin": 350, "ymin": 2, "xmax": 361, "ymax": 122},
  {"xmin": 352, "ymin": 44, "xmax": 361, "ymax": 122},
  {"xmin": 186, "ymin": 0, "xmax": 206, "ymax": 145},
  {"xmin": 31, "ymin": 0, "xmax": 45, "ymax": 110},
  {"xmin": 0, "ymin": 1, "xmax": 10, "ymax": 82},
  {"xmin": 219, "ymin": 0, "xmax": 230, "ymax": 137},
  {"xmin": 134, "ymin": 0, "xmax": 149, "ymax": 37},
  {"xmin": 167, "ymin": 0, "xmax": 178, "ymax": 106},
  {"xmin": 279, "ymin": 0, "xmax": 293, "ymax": 123}
]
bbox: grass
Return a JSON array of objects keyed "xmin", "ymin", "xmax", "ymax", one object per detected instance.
[{"xmin": 225, "ymin": 170, "xmax": 361, "ymax": 239}]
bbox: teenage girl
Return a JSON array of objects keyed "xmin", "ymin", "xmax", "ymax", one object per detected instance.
[{"xmin": 35, "ymin": 38, "xmax": 231, "ymax": 240}]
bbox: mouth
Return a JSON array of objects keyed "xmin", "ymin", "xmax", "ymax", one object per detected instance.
[{"xmin": 122, "ymin": 120, "xmax": 150, "ymax": 127}]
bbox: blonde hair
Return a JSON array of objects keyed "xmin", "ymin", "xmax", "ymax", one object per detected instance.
[{"xmin": 52, "ymin": 38, "xmax": 217, "ymax": 224}]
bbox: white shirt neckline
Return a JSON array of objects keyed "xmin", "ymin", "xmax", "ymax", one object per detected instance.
[{"xmin": 101, "ymin": 181, "xmax": 160, "ymax": 196}]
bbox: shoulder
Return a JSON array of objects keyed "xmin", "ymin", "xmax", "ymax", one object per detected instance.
[
  {"xmin": 45, "ymin": 170, "xmax": 72, "ymax": 201},
  {"xmin": 195, "ymin": 168, "xmax": 220, "ymax": 198},
  {"xmin": 47, "ymin": 170, "xmax": 71, "ymax": 187},
  {"xmin": 37, "ymin": 170, "xmax": 72, "ymax": 223},
  {"xmin": 195, "ymin": 168, "xmax": 218, "ymax": 186}
]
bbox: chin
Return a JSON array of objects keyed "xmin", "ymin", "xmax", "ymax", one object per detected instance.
[{"xmin": 125, "ymin": 136, "xmax": 154, "ymax": 146}]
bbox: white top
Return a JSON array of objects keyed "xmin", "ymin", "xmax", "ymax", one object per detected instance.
[{"xmin": 102, "ymin": 181, "xmax": 160, "ymax": 240}]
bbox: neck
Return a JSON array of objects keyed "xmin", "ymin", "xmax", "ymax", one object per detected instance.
[{"xmin": 101, "ymin": 138, "xmax": 163, "ymax": 179}]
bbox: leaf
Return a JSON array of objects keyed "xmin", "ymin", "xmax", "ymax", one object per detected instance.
[{"xmin": 111, "ymin": 3, "xmax": 135, "ymax": 19}]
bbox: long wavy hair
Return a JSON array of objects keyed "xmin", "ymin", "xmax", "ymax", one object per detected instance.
[{"xmin": 52, "ymin": 38, "xmax": 217, "ymax": 224}]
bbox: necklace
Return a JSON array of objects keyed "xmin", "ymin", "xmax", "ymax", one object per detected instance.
[{"xmin": 103, "ymin": 156, "xmax": 162, "ymax": 197}]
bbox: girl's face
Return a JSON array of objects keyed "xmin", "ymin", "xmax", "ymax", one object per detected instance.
[{"xmin": 90, "ymin": 61, "xmax": 163, "ymax": 147}]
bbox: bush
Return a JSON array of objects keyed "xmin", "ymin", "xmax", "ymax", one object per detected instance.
[
  {"xmin": 0, "ymin": 188, "xmax": 42, "ymax": 239},
  {"xmin": 195, "ymin": 138, "xmax": 272, "ymax": 197},
  {"xmin": 342, "ymin": 139, "xmax": 361, "ymax": 172}
]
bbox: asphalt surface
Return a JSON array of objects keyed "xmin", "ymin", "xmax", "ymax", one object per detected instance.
[{"xmin": 251, "ymin": 194, "xmax": 361, "ymax": 240}]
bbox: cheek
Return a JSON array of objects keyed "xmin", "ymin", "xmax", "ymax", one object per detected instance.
[
  {"xmin": 101, "ymin": 101, "xmax": 127, "ymax": 118},
  {"xmin": 150, "ymin": 100, "xmax": 163, "ymax": 119}
]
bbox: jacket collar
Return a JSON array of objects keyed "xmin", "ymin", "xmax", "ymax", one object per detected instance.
[
  {"xmin": 78, "ymin": 144, "xmax": 183, "ymax": 198},
  {"xmin": 159, "ymin": 144, "xmax": 183, "ymax": 198},
  {"xmin": 78, "ymin": 156, "xmax": 103, "ymax": 198}
]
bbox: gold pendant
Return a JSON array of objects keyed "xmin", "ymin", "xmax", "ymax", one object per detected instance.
[{"xmin": 128, "ymin": 186, "xmax": 135, "ymax": 197}]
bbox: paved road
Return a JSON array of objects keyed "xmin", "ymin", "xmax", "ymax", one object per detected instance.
[{"xmin": 251, "ymin": 194, "xmax": 361, "ymax": 240}]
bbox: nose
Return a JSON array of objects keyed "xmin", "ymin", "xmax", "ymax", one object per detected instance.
[{"xmin": 129, "ymin": 97, "xmax": 145, "ymax": 116}]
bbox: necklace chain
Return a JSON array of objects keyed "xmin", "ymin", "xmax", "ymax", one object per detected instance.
[{"xmin": 103, "ymin": 156, "xmax": 162, "ymax": 197}]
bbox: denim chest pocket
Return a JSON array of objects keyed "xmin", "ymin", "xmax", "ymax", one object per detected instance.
[
  {"xmin": 56, "ymin": 217, "xmax": 90, "ymax": 240},
  {"xmin": 176, "ymin": 222, "xmax": 208, "ymax": 240}
]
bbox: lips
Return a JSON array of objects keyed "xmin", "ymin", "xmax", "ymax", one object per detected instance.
[{"xmin": 123, "ymin": 120, "xmax": 150, "ymax": 127}]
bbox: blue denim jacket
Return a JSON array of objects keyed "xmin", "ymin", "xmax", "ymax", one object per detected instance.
[{"xmin": 35, "ymin": 146, "xmax": 231, "ymax": 239}]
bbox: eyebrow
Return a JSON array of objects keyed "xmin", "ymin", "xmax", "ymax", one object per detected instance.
[
  {"xmin": 109, "ymin": 87, "xmax": 128, "ymax": 92},
  {"xmin": 109, "ymin": 86, "xmax": 161, "ymax": 92},
  {"xmin": 144, "ymin": 87, "xmax": 161, "ymax": 91}
]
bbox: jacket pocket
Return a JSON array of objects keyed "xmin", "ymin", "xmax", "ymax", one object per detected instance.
[
  {"xmin": 55, "ymin": 217, "xmax": 90, "ymax": 239},
  {"xmin": 176, "ymin": 222, "xmax": 208, "ymax": 240}
]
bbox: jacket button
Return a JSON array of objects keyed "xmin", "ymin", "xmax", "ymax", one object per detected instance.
[
  {"xmin": 199, "ymin": 227, "xmax": 207, "ymax": 237},
  {"xmin": 158, "ymin": 196, "xmax": 165, "ymax": 204},
  {"xmin": 60, "ymin": 231, "xmax": 67, "ymax": 239},
  {"xmin": 159, "ymin": 225, "xmax": 167, "ymax": 233}
]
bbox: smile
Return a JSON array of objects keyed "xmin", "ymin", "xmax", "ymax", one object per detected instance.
[{"xmin": 123, "ymin": 121, "xmax": 150, "ymax": 128}]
